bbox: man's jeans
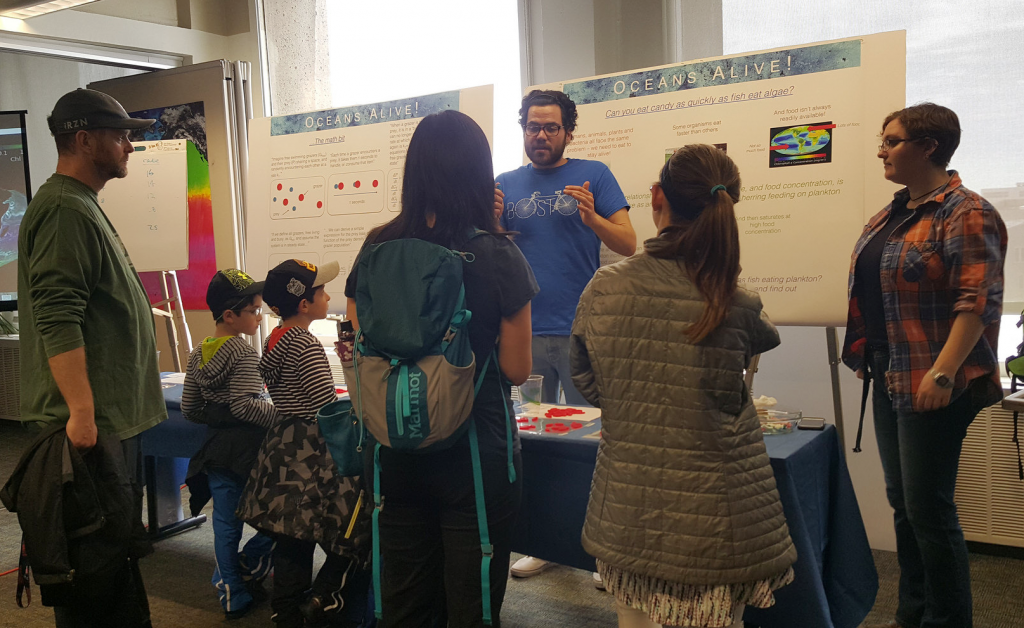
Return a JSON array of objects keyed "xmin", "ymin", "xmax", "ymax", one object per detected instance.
[
  {"xmin": 531, "ymin": 335, "xmax": 589, "ymax": 406},
  {"xmin": 869, "ymin": 347, "xmax": 977, "ymax": 628}
]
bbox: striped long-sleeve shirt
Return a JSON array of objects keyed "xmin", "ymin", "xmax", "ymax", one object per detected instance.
[
  {"xmin": 259, "ymin": 326, "xmax": 337, "ymax": 419},
  {"xmin": 181, "ymin": 336, "xmax": 279, "ymax": 428}
]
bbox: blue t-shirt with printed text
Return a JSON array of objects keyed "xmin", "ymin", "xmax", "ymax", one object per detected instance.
[{"xmin": 497, "ymin": 158, "xmax": 629, "ymax": 336}]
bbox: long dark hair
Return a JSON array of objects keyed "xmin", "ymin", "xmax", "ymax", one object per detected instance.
[
  {"xmin": 371, "ymin": 110, "xmax": 498, "ymax": 247},
  {"xmin": 652, "ymin": 144, "xmax": 741, "ymax": 343}
]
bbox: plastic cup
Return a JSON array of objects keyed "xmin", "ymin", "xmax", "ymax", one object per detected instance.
[{"xmin": 518, "ymin": 375, "xmax": 543, "ymax": 406}]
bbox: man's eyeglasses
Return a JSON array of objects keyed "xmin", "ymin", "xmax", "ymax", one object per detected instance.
[{"xmin": 524, "ymin": 123, "xmax": 563, "ymax": 137}]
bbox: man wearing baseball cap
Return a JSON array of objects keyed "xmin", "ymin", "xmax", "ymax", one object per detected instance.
[{"xmin": 16, "ymin": 88, "xmax": 161, "ymax": 625}]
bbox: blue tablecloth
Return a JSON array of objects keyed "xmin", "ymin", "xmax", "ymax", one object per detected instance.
[
  {"xmin": 513, "ymin": 422, "xmax": 878, "ymax": 628},
  {"xmin": 143, "ymin": 376, "xmax": 205, "ymax": 458},
  {"xmin": 155, "ymin": 379, "xmax": 877, "ymax": 628}
]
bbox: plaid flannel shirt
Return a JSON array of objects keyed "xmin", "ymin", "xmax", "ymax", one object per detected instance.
[{"xmin": 842, "ymin": 171, "xmax": 1007, "ymax": 413}]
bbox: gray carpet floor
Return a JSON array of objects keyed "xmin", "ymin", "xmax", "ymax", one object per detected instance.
[{"xmin": 1, "ymin": 420, "xmax": 1022, "ymax": 627}]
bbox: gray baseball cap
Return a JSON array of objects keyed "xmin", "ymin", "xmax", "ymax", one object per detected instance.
[{"xmin": 47, "ymin": 89, "xmax": 156, "ymax": 136}]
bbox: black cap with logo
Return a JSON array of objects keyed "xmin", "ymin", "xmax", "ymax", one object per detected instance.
[
  {"xmin": 206, "ymin": 269, "xmax": 265, "ymax": 320},
  {"xmin": 47, "ymin": 89, "xmax": 156, "ymax": 136},
  {"xmin": 263, "ymin": 259, "xmax": 339, "ymax": 314}
]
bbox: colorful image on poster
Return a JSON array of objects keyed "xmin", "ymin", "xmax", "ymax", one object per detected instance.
[
  {"xmin": 128, "ymin": 102, "xmax": 214, "ymax": 309},
  {"xmin": 768, "ymin": 122, "xmax": 835, "ymax": 168}
]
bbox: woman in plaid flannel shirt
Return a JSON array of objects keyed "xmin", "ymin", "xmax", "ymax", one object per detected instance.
[{"xmin": 843, "ymin": 103, "xmax": 1007, "ymax": 628}]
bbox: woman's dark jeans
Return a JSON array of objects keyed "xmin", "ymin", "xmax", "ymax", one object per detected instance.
[{"xmin": 869, "ymin": 347, "xmax": 977, "ymax": 628}]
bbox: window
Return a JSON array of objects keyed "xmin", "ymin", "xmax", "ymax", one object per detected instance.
[
  {"xmin": 325, "ymin": 1, "xmax": 523, "ymax": 175},
  {"xmin": 724, "ymin": 1, "xmax": 1024, "ymax": 360}
]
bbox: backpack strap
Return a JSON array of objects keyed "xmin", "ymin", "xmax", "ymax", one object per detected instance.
[
  {"xmin": 472, "ymin": 351, "xmax": 516, "ymax": 483},
  {"xmin": 371, "ymin": 441, "xmax": 383, "ymax": 620},
  {"xmin": 441, "ymin": 286, "xmax": 471, "ymax": 353},
  {"xmin": 351, "ymin": 331, "xmax": 367, "ymax": 453},
  {"xmin": 467, "ymin": 418, "xmax": 494, "ymax": 626},
  {"xmin": 16, "ymin": 539, "xmax": 30, "ymax": 608}
]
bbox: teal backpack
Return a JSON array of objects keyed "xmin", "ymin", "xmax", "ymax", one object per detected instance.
[{"xmin": 342, "ymin": 233, "xmax": 516, "ymax": 626}]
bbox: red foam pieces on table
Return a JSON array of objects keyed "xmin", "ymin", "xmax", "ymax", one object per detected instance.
[
  {"xmin": 520, "ymin": 425, "xmax": 535, "ymax": 430},
  {"xmin": 544, "ymin": 408, "xmax": 586, "ymax": 418},
  {"xmin": 571, "ymin": 422, "xmax": 583, "ymax": 429}
]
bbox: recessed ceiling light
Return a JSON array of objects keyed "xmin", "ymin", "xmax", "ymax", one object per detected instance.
[{"xmin": 0, "ymin": 0, "xmax": 100, "ymax": 20}]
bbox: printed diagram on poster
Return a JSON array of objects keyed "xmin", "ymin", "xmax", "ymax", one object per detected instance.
[
  {"xmin": 246, "ymin": 86, "xmax": 494, "ymax": 310},
  {"xmin": 768, "ymin": 122, "xmax": 835, "ymax": 168},
  {"xmin": 531, "ymin": 32, "xmax": 905, "ymax": 326}
]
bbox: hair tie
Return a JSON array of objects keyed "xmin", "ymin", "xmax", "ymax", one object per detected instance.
[{"xmin": 710, "ymin": 184, "xmax": 726, "ymax": 196}]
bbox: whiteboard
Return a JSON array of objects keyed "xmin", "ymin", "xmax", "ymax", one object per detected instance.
[{"xmin": 99, "ymin": 139, "xmax": 189, "ymax": 272}]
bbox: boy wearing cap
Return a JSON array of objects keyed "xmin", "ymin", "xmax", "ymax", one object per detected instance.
[
  {"xmin": 181, "ymin": 269, "xmax": 278, "ymax": 618},
  {"xmin": 238, "ymin": 259, "xmax": 369, "ymax": 628}
]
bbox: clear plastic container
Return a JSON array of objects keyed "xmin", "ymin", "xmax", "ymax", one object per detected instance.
[
  {"xmin": 758, "ymin": 409, "xmax": 802, "ymax": 423},
  {"xmin": 760, "ymin": 420, "xmax": 798, "ymax": 435}
]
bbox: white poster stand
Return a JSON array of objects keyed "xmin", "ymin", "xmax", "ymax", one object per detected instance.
[{"xmin": 526, "ymin": 32, "xmax": 907, "ymax": 446}]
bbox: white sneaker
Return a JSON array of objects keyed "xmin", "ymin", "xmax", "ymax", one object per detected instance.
[
  {"xmin": 592, "ymin": 572, "xmax": 606, "ymax": 590},
  {"xmin": 510, "ymin": 556, "xmax": 553, "ymax": 578}
]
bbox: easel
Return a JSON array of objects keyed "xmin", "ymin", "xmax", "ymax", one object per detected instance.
[
  {"xmin": 150, "ymin": 270, "xmax": 193, "ymax": 371},
  {"xmin": 745, "ymin": 327, "xmax": 847, "ymax": 452}
]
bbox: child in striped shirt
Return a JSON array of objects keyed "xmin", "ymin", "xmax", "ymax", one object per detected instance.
[
  {"xmin": 181, "ymin": 269, "xmax": 278, "ymax": 619},
  {"xmin": 238, "ymin": 259, "xmax": 369, "ymax": 628}
]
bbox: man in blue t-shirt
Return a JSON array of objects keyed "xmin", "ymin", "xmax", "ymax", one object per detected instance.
[{"xmin": 495, "ymin": 89, "xmax": 635, "ymax": 407}]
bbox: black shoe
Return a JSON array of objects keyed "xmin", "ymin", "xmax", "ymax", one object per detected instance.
[
  {"xmin": 247, "ymin": 579, "xmax": 269, "ymax": 606},
  {"xmin": 224, "ymin": 582, "xmax": 269, "ymax": 621},
  {"xmin": 225, "ymin": 601, "xmax": 255, "ymax": 621},
  {"xmin": 299, "ymin": 590, "xmax": 346, "ymax": 627},
  {"xmin": 271, "ymin": 610, "xmax": 305, "ymax": 628}
]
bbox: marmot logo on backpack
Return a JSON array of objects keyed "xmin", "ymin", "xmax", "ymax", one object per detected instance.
[{"xmin": 408, "ymin": 370, "xmax": 424, "ymax": 439}]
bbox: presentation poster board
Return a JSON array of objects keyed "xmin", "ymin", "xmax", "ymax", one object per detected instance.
[
  {"xmin": 529, "ymin": 31, "xmax": 905, "ymax": 326},
  {"xmin": 245, "ymin": 85, "xmax": 494, "ymax": 312},
  {"xmin": 99, "ymin": 139, "xmax": 189, "ymax": 273}
]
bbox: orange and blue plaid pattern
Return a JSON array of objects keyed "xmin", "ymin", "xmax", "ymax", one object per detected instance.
[{"xmin": 842, "ymin": 172, "xmax": 1007, "ymax": 413}]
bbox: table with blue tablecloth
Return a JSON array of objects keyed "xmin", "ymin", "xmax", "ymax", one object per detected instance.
[
  {"xmin": 153, "ymin": 377, "xmax": 877, "ymax": 627},
  {"xmin": 512, "ymin": 418, "xmax": 879, "ymax": 628}
]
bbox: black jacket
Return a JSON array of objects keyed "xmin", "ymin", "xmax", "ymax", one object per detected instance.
[{"xmin": 0, "ymin": 425, "xmax": 151, "ymax": 602}]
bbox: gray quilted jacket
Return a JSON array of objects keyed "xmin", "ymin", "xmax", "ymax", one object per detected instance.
[{"xmin": 570, "ymin": 237, "xmax": 797, "ymax": 585}]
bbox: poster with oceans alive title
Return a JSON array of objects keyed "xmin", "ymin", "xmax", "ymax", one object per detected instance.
[
  {"xmin": 527, "ymin": 31, "xmax": 905, "ymax": 327},
  {"xmin": 245, "ymin": 85, "xmax": 494, "ymax": 313}
]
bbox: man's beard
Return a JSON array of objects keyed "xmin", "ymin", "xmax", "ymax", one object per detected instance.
[
  {"xmin": 98, "ymin": 156, "xmax": 129, "ymax": 180},
  {"xmin": 525, "ymin": 139, "xmax": 566, "ymax": 167}
]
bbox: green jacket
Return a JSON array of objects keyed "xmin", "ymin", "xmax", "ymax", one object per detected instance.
[{"xmin": 17, "ymin": 174, "xmax": 167, "ymax": 440}]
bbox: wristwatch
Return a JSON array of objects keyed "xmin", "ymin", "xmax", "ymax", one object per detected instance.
[{"xmin": 931, "ymin": 370, "xmax": 954, "ymax": 389}]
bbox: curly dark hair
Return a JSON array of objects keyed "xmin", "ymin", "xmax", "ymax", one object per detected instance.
[{"xmin": 518, "ymin": 90, "xmax": 578, "ymax": 133}]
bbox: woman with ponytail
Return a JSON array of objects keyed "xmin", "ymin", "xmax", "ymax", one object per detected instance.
[{"xmin": 570, "ymin": 144, "xmax": 796, "ymax": 628}]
